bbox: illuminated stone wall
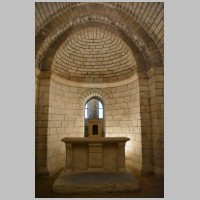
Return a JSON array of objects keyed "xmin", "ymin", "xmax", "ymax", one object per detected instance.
[{"xmin": 35, "ymin": 74, "xmax": 150, "ymax": 174}]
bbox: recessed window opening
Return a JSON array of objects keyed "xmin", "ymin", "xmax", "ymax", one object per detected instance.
[
  {"xmin": 84, "ymin": 99, "xmax": 103, "ymax": 119},
  {"xmin": 84, "ymin": 98, "xmax": 105, "ymax": 137}
]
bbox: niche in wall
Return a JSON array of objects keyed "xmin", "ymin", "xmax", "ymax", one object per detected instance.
[
  {"xmin": 93, "ymin": 125, "xmax": 98, "ymax": 135},
  {"xmin": 88, "ymin": 119, "xmax": 103, "ymax": 137}
]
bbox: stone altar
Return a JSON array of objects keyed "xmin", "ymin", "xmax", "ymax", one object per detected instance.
[
  {"xmin": 61, "ymin": 137, "xmax": 130, "ymax": 172},
  {"xmin": 53, "ymin": 136, "xmax": 139, "ymax": 194}
]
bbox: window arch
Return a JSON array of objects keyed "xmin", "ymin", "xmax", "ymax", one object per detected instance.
[
  {"xmin": 84, "ymin": 99, "xmax": 103, "ymax": 119},
  {"xmin": 84, "ymin": 97, "xmax": 105, "ymax": 137}
]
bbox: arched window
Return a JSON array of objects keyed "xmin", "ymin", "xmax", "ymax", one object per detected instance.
[
  {"xmin": 84, "ymin": 98, "xmax": 105, "ymax": 137},
  {"xmin": 84, "ymin": 100, "xmax": 103, "ymax": 119}
]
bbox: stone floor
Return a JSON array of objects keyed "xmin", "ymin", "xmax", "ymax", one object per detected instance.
[
  {"xmin": 53, "ymin": 171, "xmax": 139, "ymax": 194},
  {"xmin": 35, "ymin": 170, "xmax": 164, "ymax": 198}
]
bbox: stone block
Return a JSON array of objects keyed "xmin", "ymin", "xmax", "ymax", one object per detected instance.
[
  {"xmin": 154, "ymin": 82, "xmax": 164, "ymax": 89},
  {"xmin": 56, "ymin": 127, "xmax": 65, "ymax": 134},
  {"xmin": 38, "ymin": 99, "xmax": 49, "ymax": 106},
  {"xmin": 121, "ymin": 127, "xmax": 129, "ymax": 133},
  {"xmin": 35, "ymin": 142, "xmax": 47, "ymax": 150},
  {"xmin": 70, "ymin": 98, "xmax": 78, "ymax": 103},
  {"xmin": 75, "ymin": 121, "xmax": 84, "ymax": 127},
  {"xmin": 36, "ymin": 106, "xmax": 44, "ymax": 113},
  {"xmin": 141, "ymin": 126, "xmax": 152, "ymax": 134},
  {"xmin": 48, "ymin": 121, "xmax": 54, "ymax": 128},
  {"xmin": 153, "ymin": 133, "xmax": 164, "ymax": 142},
  {"xmin": 154, "ymin": 149, "xmax": 164, "ymax": 159},
  {"xmin": 117, "ymin": 85, "xmax": 128, "ymax": 93},
  {"xmin": 151, "ymin": 110, "xmax": 164, "ymax": 119},
  {"xmin": 140, "ymin": 113, "xmax": 150, "ymax": 120},
  {"xmin": 70, "ymin": 87, "xmax": 78, "ymax": 93},
  {"xmin": 140, "ymin": 92, "xmax": 150, "ymax": 99},
  {"xmin": 39, "ymin": 86, "xmax": 50, "ymax": 92},
  {"xmin": 52, "ymin": 148, "xmax": 60, "ymax": 156},
  {"xmin": 140, "ymin": 105, "xmax": 150, "ymax": 112},
  {"xmin": 54, "ymin": 121, "xmax": 62, "ymax": 127},
  {"xmin": 152, "ymin": 118, "xmax": 164, "ymax": 126},
  {"xmin": 153, "ymin": 141, "xmax": 164, "ymax": 150},
  {"xmin": 36, "ymin": 134, "xmax": 47, "ymax": 143},
  {"xmin": 154, "ymin": 68, "xmax": 164, "ymax": 75},
  {"xmin": 61, "ymin": 85, "xmax": 69, "ymax": 92},
  {"xmin": 49, "ymin": 128, "xmax": 56, "ymax": 135},
  {"xmin": 48, "ymin": 134, "xmax": 59, "ymax": 142},
  {"xmin": 36, "ymin": 121, "xmax": 43, "ymax": 128},
  {"xmin": 43, "ymin": 93, "xmax": 49, "ymax": 99},
  {"xmin": 36, "ymin": 127, "xmax": 48, "ymax": 135},
  {"xmin": 74, "ymin": 127, "xmax": 83, "ymax": 133},
  {"xmin": 42, "ymin": 121, "xmax": 48, "ymax": 127},
  {"xmin": 47, "ymin": 149, "xmax": 53, "ymax": 158},
  {"xmin": 36, "ymin": 158, "xmax": 47, "ymax": 167},
  {"xmin": 132, "ymin": 113, "xmax": 141, "ymax": 120},
  {"xmin": 35, "ymin": 149, "xmax": 46, "ymax": 158},
  {"xmin": 151, "ymin": 104, "xmax": 161, "ymax": 111},
  {"xmin": 139, "ymin": 79, "xmax": 149, "ymax": 86},
  {"xmin": 54, "ymin": 108, "xmax": 61, "ymax": 114}
]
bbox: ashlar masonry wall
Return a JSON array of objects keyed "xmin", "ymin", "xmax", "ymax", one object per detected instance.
[
  {"xmin": 35, "ymin": 77, "xmax": 50, "ymax": 175},
  {"xmin": 46, "ymin": 80, "xmax": 85, "ymax": 173},
  {"xmin": 148, "ymin": 67, "xmax": 164, "ymax": 176},
  {"xmin": 35, "ymin": 73, "xmax": 150, "ymax": 175},
  {"xmin": 105, "ymin": 80, "xmax": 143, "ymax": 172}
]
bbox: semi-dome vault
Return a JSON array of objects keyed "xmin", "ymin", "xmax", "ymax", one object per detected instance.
[{"xmin": 53, "ymin": 27, "xmax": 137, "ymax": 83}]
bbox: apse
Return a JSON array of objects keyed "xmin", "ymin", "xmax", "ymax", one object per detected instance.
[{"xmin": 35, "ymin": 2, "xmax": 164, "ymax": 179}]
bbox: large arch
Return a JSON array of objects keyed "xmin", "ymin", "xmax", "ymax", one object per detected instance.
[
  {"xmin": 35, "ymin": 2, "xmax": 164, "ymax": 60},
  {"xmin": 35, "ymin": 3, "xmax": 163, "ymax": 72}
]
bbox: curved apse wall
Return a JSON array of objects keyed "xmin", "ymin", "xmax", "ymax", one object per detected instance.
[{"xmin": 36, "ymin": 75, "xmax": 143, "ymax": 173}]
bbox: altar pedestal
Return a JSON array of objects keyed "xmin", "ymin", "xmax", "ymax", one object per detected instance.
[{"xmin": 88, "ymin": 143, "xmax": 103, "ymax": 172}]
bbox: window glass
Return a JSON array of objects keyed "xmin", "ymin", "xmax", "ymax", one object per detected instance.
[
  {"xmin": 99, "ymin": 101, "xmax": 103, "ymax": 108},
  {"xmin": 99, "ymin": 108, "xmax": 103, "ymax": 118},
  {"xmin": 98, "ymin": 101, "xmax": 103, "ymax": 118},
  {"xmin": 84, "ymin": 100, "xmax": 103, "ymax": 119}
]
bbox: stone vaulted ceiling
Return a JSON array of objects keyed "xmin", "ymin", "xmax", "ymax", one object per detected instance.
[
  {"xmin": 53, "ymin": 27, "xmax": 137, "ymax": 82},
  {"xmin": 35, "ymin": 2, "xmax": 164, "ymax": 83}
]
